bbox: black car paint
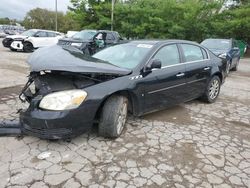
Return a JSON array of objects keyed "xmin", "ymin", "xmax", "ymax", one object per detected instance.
[
  {"xmin": 58, "ymin": 30, "xmax": 123, "ymax": 55},
  {"xmin": 19, "ymin": 40, "xmax": 225, "ymax": 139},
  {"xmin": 2, "ymin": 37, "xmax": 13, "ymax": 47}
]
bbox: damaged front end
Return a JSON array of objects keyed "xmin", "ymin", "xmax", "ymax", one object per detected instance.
[
  {"xmin": 0, "ymin": 45, "xmax": 131, "ymax": 139},
  {"xmin": 17, "ymin": 70, "xmax": 119, "ymax": 139}
]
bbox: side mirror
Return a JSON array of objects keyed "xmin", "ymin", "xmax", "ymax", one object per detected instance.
[
  {"xmin": 145, "ymin": 59, "xmax": 162, "ymax": 71},
  {"xmin": 34, "ymin": 34, "xmax": 39, "ymax": 37}
]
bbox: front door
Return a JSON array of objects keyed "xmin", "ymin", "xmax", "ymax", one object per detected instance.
[{"xmin": 143, "ymin": 44, "xmax": 188, "ymax": 113}]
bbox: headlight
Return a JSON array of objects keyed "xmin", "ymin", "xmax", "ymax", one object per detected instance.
[
  {"xmin": 218, "ymin": 53, "xmax": 227, "ymax": 59},
  {"xmin": 71, "ymin": 43, "xmax": 82, "ymax": 47},
  {"xmin": 39, "ymin": 90, "xmax": 87, "ymax": 111}
]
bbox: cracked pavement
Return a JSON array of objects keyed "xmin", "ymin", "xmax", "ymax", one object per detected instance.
[{"xmin": 0, "ymin": 41, "xmax": 250, "ymax": 187}]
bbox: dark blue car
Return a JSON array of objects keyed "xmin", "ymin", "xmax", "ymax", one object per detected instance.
[{"xmin": 201, "ymin": 38, "xmax": 240, "ymax": 75}]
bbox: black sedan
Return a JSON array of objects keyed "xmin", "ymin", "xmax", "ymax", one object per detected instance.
[
  {"xmin": 19, "ymin": 40, "xmax": 226, "ymax": 139},
  {"xmin": 201, "ymin": 38, "xmax": 241, "ymax": 75}
]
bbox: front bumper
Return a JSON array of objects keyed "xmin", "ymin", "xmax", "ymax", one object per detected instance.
[
  {"xmin": 20, "ymin": 101, "xmax": 98, "ymax": 139},
  {"xmin": 2, "ymin": 38, "xmax": 13, "ymax": 47}
]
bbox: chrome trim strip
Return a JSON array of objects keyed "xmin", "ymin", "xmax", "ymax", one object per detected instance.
[
  {"xmin": 148, "ymin": 77, "xmax": 207, "ymax": 94},
  {"xmin": 148, "ymin": 83, "xmax": 186, "ymax": 94},
  {"xmin": 187, "ymin": 78, "xmax": 207, "ymax": 84},
  {"xmin": 159, "ymin": 59, "xmax": 210, "ymax": 70}
]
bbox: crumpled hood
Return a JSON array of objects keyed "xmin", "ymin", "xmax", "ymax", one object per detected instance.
[{"xmin": 27, "ymin": 45, "xmax": 132, "ymax": 75}]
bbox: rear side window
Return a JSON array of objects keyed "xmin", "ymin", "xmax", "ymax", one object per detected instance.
[
  {"xmin": 181, "ymin": 44, "xmax": 204, "ymax": 62},
  {"xmin": 47, "ymin": 32, "xmax": 56, "ymax": 37},
  {"xmin": 153, "ymin": 44, "xmax": 180, "ymax": 67},
  {"xmin": 106, "ymin": 33, "xmax": 115, "ymax": 41}
]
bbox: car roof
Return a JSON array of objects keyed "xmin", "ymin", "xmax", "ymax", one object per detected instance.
[
  {"xmin": 79, "ymin": 29, "xmax": 97, "ymax": 32},
  {"xmin": 129, "ymin": 39, "xmax": 200, "ymax": 46},
  {"xmin": 30, "ymin": 29, "xmax": 61, "ymax": 34},
  {"xmin": 202, "ymin": 38, "xmax": 232, "ymax": 41}
]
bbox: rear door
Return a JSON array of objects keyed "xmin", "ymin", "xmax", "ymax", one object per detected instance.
[
  {"xmin": 180, "ymin": 43, "xmax": 212, "ymax": 100},
  {"xmin": 143, "ymin": 44, "xmax": 188, "ymax": 113},
  {"xmin": 47, "ymin": 32, "xmax": 60, "ymax": 46}
]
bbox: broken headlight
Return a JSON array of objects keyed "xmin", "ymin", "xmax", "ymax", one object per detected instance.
[{"xmin": 39, "ymin": 90, "xmax": 87, "ymax": 111}]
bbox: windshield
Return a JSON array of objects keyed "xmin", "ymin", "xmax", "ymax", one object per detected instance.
[
  {"xmin": 93, "ymin": 43, "xmax": 153, "ymax": 69},
  {"xmin": 21, "ymin": 30, "xmax": 36, "ymax": 37},
  {"xmin": 72, "ymin": 30, "xmax": 96, "ymax": 40},
  {"xmin": 201, "ymin": 39, "xmax": 231, "ymax": 50}
]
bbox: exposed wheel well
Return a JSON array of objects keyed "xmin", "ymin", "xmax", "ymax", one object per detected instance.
[
  {"xmin": 24, "ymin": 41, "xmax": 33, "ymax": 46},
  {"xmin": 213, "ymin": 72, "xmax": 223, "ymax": 83},
  {"xmin": 94, "ymin": 90, "xmax": 137, "ymax": 121}
]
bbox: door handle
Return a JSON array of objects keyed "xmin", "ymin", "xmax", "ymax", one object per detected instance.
[
  {"xmin": 176, "ymin": 73, "xmax": 185, "ymax": 77},
  {"xmin": 204, "ymin": 67, "xmax": 210, "ymax": 71}
]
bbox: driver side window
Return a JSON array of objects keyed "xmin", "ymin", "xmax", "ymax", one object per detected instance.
[{"xmin": 153, "ymin": 44, "xmax": 180, "ymax": 67}]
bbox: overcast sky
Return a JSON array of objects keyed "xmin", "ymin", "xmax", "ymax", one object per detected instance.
[{"xmin": 0, "ymin": 0, "xmax": 71, "ymax": 20}]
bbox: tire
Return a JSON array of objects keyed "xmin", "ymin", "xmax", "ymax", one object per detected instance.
[
  {"xmin": 202, "ymin": 76, "xmax": 221, "ymax": 103},
  {"xmin": 23, "ymin": 42, "xmax": 34, "ymax": 52},
  {"xmin": 99, "ymin": 95, "xmax": 128, "ymax": 138},
  {"xmin": 231, "ymin": 59, "xmax": 239, "ymax": 71}
]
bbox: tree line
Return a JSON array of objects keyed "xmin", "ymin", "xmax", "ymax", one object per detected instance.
[{"xmin": 2, "ymin": 0, "xmax": 250, "ymax": 43}]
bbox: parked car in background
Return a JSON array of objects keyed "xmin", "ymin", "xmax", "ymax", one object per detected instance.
[
  {"xmin": 19, "ymin": 40, "xmax": 225, "ymax": 139},
  {"xmin": 0, "ymin": 25, "xmax": 25, "ymax": 36},
  {"xmin": 58, "ymin": 29, "xmax": 123, "ymax": 55},
  {"xmin": 0, "ymin": 29, "xmax": 7, "ymax": 38},
  {"xmin": 201, "ymin": 38, "xmax": 240, "ymax": 74},
  {"xmin": 66, "ymin": 31, "xmax": 78, "ymax": 38},
  {"xmin": 2, "ymin": 29, "xmax": 35, "ymax": 48},
  {"xmin": 4, "ymin": 29, "xmax": 63, "ymax": 52}
]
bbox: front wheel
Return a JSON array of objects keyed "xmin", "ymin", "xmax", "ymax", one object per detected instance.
[
  {"xmin": 23, "ymin": 42, "xmax": 34, "ymax": 52},
  {"xmin": 202, "ymin": 76, "xmax": 221, "ymax": 103},
  {"xmin": 99, "ymin": 95, "xmax": 128, "ymax": 138}
]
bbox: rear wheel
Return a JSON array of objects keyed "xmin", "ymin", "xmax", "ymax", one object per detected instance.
[
  {"xmin": 202, "ymin": 76, "xmax": 221, "ymax": 103},
  {"xmin": 23, "ymin": 42, "xmax": 34, "ymax": 52},
  {"xmin": 99, "ymin": 95, "xmax": 128, "ymax": 138}
]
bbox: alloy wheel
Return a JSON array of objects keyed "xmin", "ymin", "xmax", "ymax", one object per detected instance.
[
  {"xmin": 116, "ymin": 102, "xmax": 127, "ymax": 135},
  {"xmin": 209, "ymin": 79, "xmax": 220, "ymax": 100}
]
